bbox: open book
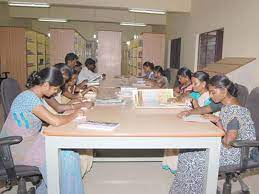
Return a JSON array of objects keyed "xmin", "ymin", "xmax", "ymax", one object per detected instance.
[
  {"xmin": 183, "ymin": 115, "xmax": 210, "ymax": 123},
  {"xmin": 133, "ymin": 89, "xmax": 185, "ymax": 109},
  {"xmin": 76, "ymin": 120, "xmax": 119, "ymax": 131},
  {"xmin": 88, "ymin": 74, "xmax": 103, "ymax": 82}
]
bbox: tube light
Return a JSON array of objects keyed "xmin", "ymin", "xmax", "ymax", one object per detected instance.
[
  {"xmin": 38, "ymin": 18, "xmax": 67, "ymax": 23},
  {"xmin": 120, "ymin": 22, "xmax": 146, "ymax": 27},
  {"xmin": 129, "ymin": 8, "xmax": 166, "ymax": 15},
  {"xmin": 8, "ymin": 1, "xmax": 50, "ymax": 8}
]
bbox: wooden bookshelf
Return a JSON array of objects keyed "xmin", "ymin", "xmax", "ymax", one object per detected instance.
[
  {"xmin": 127, "ymin": 33, "xmax": 165, "ymax": 76},
  {"xmin": 0, "ymin": 27, "xmax": 49, "ymax": 89}
]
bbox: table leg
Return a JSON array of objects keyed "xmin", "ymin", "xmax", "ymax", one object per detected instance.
[
  {"xmin": 204, "ymin": 137, "xmax": 221, "ymax": 194},
  {"xmin": 46, "ymin": 137, "xmax": 61, "ymax": 194}
]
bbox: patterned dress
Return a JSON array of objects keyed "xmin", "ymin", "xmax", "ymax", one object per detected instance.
[
  {"xmin": 170, "ymin": 105, "xmax": 256, "ymax": 194},
  {"xmin": 1, "ymin": 90, "xmax": 85, "ymax": 194}
]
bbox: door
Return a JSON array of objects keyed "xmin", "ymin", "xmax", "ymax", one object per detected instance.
[{"xmin": 170, "ymin": 38, "xmax": 181, "ymax": 69}]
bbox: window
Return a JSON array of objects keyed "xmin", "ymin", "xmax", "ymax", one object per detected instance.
[{"xmin": 198, "ymin": 29, "xmax": 224, "ymax": 69}]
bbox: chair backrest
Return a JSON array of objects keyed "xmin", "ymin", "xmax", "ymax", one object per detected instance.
[
  {"xmin": 164, "ymin": 68, "xmax": 171, "ymax": 83},
  {"xmin": 245, "ymin": 87, "xmax": 259, "ymax": 141},
  {"xmin": 0, "ymin": 78, "xmax": 21, "ymax": 120},
  {"xmin": 236, "ymin": 84, "xmax": 249, "ymax": 107}
]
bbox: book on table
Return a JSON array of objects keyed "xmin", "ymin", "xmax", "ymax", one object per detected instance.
[
  {"xmin": 74, "ymin": 117, "xmax": 119, "ymax": 131},
  {"xmin": 132, "ymin": 89, "xmax": 186, "ymax": 109}
]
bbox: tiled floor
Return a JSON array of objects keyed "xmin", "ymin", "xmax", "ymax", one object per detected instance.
[{"xmin": 2, "ymin": 161, "xmax": 259, "ymax": 194}]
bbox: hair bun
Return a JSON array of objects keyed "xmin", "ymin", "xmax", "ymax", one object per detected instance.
[{"xmin": 26, "ymin": 71, "xmax": 41, "ymax": 88}]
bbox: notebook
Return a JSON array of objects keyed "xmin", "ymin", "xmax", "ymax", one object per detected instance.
[
  {"xmin": 76, "ymin": 120, "xmax": 119, "ymax": 131},
  {"xmin": 95, "ymin": 98, "xmax": 125, "ymax": 105},
  {"xmin": 183, "ymin": 115, "xmax": 210, "ymax": 123}
]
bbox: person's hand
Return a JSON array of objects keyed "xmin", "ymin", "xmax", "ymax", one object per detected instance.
[
  {"xmin": 74, "ymin": 109, "xmax": 85, "ymax": 117},
  {"xmin": 167, "ymin": 97, "xmax": 177, "ymax": 103},
  {"xmin": 81, "ymin": 101, "xmax": 94, "ymax": 109},
  {"xmin": 177, "ymin": 110, "xmax": 191, "ymax": 118},
  {"xmin": 202, "ymin": 114, "xmax": 220, "ymax": 123},
  {"xmin": 86, "ymin": 86, "xmax": 98, "ymax": 93},
  {"xmin": 80, "ymin": 80, "xmax": 88, "ymax": 86},
  {"xmin": 68, "ymin": 98, "xmax": 82, "ymax": 104}
]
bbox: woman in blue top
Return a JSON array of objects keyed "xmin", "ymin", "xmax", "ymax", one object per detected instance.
[{"xmin": 1, "ymin": 67, "xmax": 89, "ymax": 194}]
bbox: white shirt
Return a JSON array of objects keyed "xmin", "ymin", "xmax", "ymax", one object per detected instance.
[{"xmin": 77, "ymin": 66, "xmax": 101, "ymax": 84}]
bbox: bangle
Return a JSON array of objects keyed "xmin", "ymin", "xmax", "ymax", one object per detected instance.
[{"xmin": 71, "ymin": 104, "xmax": 74, "ymax": 110}]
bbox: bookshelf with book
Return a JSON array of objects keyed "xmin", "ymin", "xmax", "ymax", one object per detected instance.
[
  {"xmin": 127, "ymin": 33, "xmax": 165, "ymax": 77},
  {"xmin": 0, "ymin": 27, "xmax": 49, "ymax": 89}
]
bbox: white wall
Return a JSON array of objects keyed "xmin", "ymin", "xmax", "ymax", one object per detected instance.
[{"xmin": 166, "ymin": 0, "xmax": 259, "ymax": 88}]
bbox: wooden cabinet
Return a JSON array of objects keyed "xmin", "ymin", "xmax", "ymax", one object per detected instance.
[
  {"xmin": 0, "ymin": 27, "xmax": 49, "ymax": 89},
  {"xmin": 50, "ymin": 28, "xmax": 86, "ymax": 65},
  {"xmin": 127, "ymin": 33, "xmax": 165, "ymax": 76},
  {"xmin": 97, "ymin": 31, "xmax": 121, "ymax": 78}
]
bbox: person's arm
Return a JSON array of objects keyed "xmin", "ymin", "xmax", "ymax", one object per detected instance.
[
  {"xmin": 63, "ymin": 90, "xmax": 82, "ymax": 99},
  {"xmin": 178, "ymin": 105, "xmax": 213, "ymax": 118},
  {"xmin": 45, "ymin": 97, "xmax": 94, "ymax": 113},
  {"xmin": 223, "ymin": 130, "xmax": 238, "ymax": 148},
  {"xmin": 157, "ymin": 80, "xmax": 166, "ymax": 88},
  {"xmin": 32, "ymin": 105, "xmax": 82, "ymax": 127},
  {"xmin": 77, "ymin": 80, "xmax": 88, "ymax": 89},
  {"xmin": 192, "ymin": 99, "xmax": 199, "ymax": 109},
  {"xmin": 222, "ymin": 117, "xmax": 239, "ymax": 148}
]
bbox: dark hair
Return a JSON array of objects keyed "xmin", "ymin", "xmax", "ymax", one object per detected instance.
[
  {"xmin": 76, "ymin": 61, "xmax": 83, "ymax": 67},
  {"xmin": 65, "ymin": 53, "xmax": 78, "ymax": 63},
  {"xmin": 143, "ymin": 61, "xmax": 154, "ymax": 71},
  {"xmin": 54, "ymin": 63, "xmax": 72, "ymax": 81},
  {"xmin": 154, "ymin": 65, "xmax": 165, "ymax": 76},
  {"xmin": 85, "ymin": 58, "xmax": 96, "ymax": 66},
  {"xmin": 209, "ymin": 75, "xmax": 238, "ymax": 97},
  {"xmin": 177, "ymin": 67, "xmax": 192, "ymax": 80},
  {"xmin": 192, "ymin": 71, "xmax": 210, "ymax": 86},
  {"xmin": 26, "ymin": 67, "xmax": 64, "ymax": 89}
]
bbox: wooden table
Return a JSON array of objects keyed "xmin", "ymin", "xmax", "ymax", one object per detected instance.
[{"xmin": 43, "ymin": 82, "xmax": 224, "ymax": 194}]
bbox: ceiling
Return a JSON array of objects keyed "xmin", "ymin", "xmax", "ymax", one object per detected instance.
[
  {"xmin": 1, "ymin": 0, "xmax": 191, "ymax": 12},
  {"xmin": 1, "ymin": 0, "xmax": 191, "ymax": 25}
]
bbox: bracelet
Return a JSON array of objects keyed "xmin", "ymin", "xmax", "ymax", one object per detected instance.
[{"xmin": 71, "ymin": 104, "xmax": 74, "ymax": 110}]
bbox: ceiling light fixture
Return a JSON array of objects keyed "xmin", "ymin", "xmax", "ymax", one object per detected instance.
[
  {"xmin": 120, "ymin": 22, "xmax": 146, "ymax": 27},
  {"xmin": 38, "ymin": 18, "xmax": 67, "ymax": 23},
  {"xmin": 8, "ymin": 1, "xmax": 50, "ymax": 8},
  {"xmin": 129, "ymin": 8, "xmax": 166, "ymax": 15}
]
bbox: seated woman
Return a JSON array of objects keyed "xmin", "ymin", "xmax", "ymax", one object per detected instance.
[
  {"xmin": 163, "ymin": 71, "xmax": 211, "ymax": 173},
  {"xmin": 1, "ymin": 67, "xmax": 91, "ymax": 193},
  {"xmin": 44, "ymin": 63, "xmax": 94, "ymax": 113},
  {"xmin": 147, "ymin": 65, "xmax": 169, "ymax": 88},
  {"xmin": 174, "ymin": 67, "xmax": 192, "ymax": 95},
  {"xmin": 170, "ymin": 75, "xmax": 256, "ymax": 194},
  {"xmin": 142, "ymin": 61, "xmax": 155, "ymax": 80},
  {"xmin": 190, "ymin": 71, "xmax": 211, "ymax": 108}
]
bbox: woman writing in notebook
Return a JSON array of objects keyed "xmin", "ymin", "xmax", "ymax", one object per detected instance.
[
  {"xmin": 170, "ymin": 75, "xmax": 256, "ymax": 194},
  {"xmin": 174, "ymin": 67, "xmax": 193, "ymax": 95},
  {"xmin": 1, "ymin": 67, "xmax": 90, "ymax": 193}
]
